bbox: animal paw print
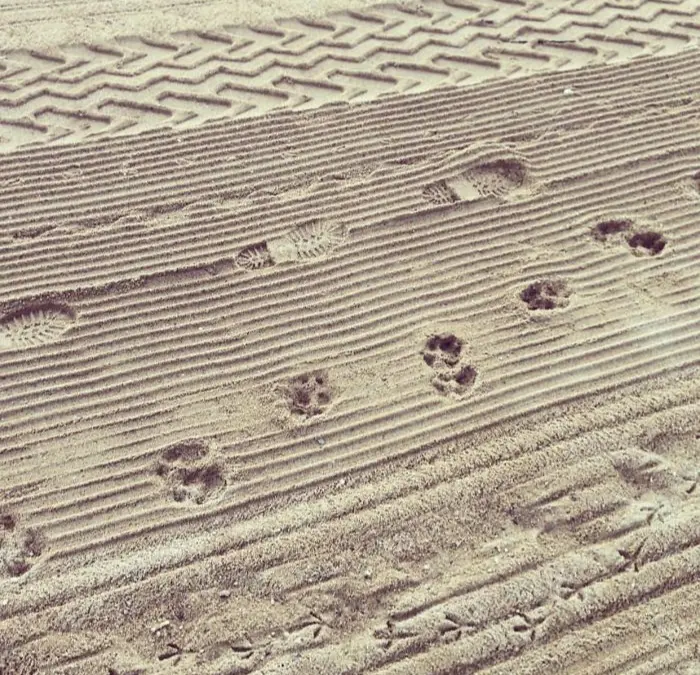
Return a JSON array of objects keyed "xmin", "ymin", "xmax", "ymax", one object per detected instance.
[
  {"xmin": 421, "ymin": 333, "xmax": 478, "ymax": 396},
  {"xmin": 520, "ymin": 279, "xmax": 570, "ymax": 311},
  {"xmin": 154, "ymin": 440, "xmax": 226, "ymax": 505},
  {"xmin": 283, "ymin": 370, "xmax": 333, "ymax": 417},
  {"xmin": 592, "ymin": 218, "xmax": 666, "ymax": 256},
  {"xmin": 0, "ymin": 512, "xmax": 45, "ymax": 577}
]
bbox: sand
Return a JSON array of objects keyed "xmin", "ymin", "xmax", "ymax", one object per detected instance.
[{"xmin": 0, "ymin": 0, "xmax": 699, "ymax": 673}]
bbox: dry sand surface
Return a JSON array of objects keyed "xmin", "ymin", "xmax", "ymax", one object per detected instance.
[{"xmin": 1, "ymin": 0, "xmax": 700, "ymax": 673}]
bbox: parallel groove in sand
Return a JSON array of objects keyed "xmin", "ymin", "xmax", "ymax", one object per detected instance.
[
  {"xmin": 1, "ymin": 0, "xmax": 698, "ymax": 149},
  {"xmin": 1, "ymin": 6, "xmax": 699, "ymax": 673}
]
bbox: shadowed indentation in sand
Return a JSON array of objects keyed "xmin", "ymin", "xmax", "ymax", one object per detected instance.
[
  {"xmin": 422, "ymin": 333, "xmax": 477, "ymax": 396},
  {"xmin": 0, "ymin": 524, "xmax": 45, "ymax": 577},
  {"xmin": 593, "ymin": 219, "xmax": 633, "ymax": 240},
  {"xmin": 422, "ymin": 333, "xmax": 463, "ymax": 367},
  {"xmin": 464, "ymin": 158, "xmax": 526, "ymax": 198},
  {"xmin": 0, "ymin": 302, "xmax": 76, "ymax": 350},
  {"xmin": 155, "ymin": 440, "xmax": 226, "ymax": 505},
  {"xmin": 628, "ymin": 231, "xmax": 666, "ymax": 256},
  {"xmin": 591, "ymin": 219, "xmax": 666, "ymax": 256},
  {"xmin": 520, "ymin": 279, "xmax": 570, "ymax": 311},
  {"xmin": 0, "ymin": 512, "xmax": 16, "ymax": 532},
  {"xmin": 454, "ymin": 364, "xmax": 478, "ymax": 388},
  {"xmin": 284, "ymin": 370, "xmax": 333, "ymax": 417},
  {"xmin": 691, "ymin": 170, "xmax": 700, "ymax": 194}
]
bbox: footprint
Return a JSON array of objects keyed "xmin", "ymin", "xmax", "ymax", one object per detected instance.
[
  {"xmin": 283, "ymin": 370, "xmax": 333, "ymax": 417},
  {"xmin": 421, "ymin": 333, "xmax": 463, "ymax": 368},
  {"xmin": 421, "ymin": 180, "xmax": 460, "ymax": 206},
  {"xmin": 463, "ymin": 158, "xmax": 527, "ymax": 199},
  {"xmin": 591, "ymin": 218, "xmax": 666, "ymax": 256},
  {"xmin": 520, "ymin": 279, "xmax": 570, "ymax": 311},
  {"xmin": 234, "ymin": 221, "xmax": 345, "ymax": 271},
  {"xmin": 0, "ymin": 302, "xmax": 76, "ymax": 351},
  {"xmin": 421, "ymin": 156, "xmax": 528, "ymax": 205},
  {"xmin": 0, "ymin": 514, "xmax": 45, "ymax": 577},
  {"xmin": 155, "ymin": 440, "xmax": 226, "ymax": 505},
  {"xmin": 234, "ymin": 242, "xmax": 274, "ymax": 270},
  {"xmin": 421, "ymin": 333, "xmax": 478, "ymax": 396}
]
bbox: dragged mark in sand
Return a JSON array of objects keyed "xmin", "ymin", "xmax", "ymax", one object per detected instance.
[
  {"xmin": 235, "ymin": 221, "xmax": 346, "ymax": 271},
  {"xmin": 421, "ymin": 333, "xmax": 478, "ymax": 396},
  {"xmin": 0, "ymin": 513, "xmax": 45, "ymax": 577},
  {"xmin": 422, "ymin": 157, "xmax": 528, "ymax": 206},
  {"xmin": 592, "ymin": 218, "xmax": 666, "ymax": 256},
  {"xmin": 0, "ymin": 302, "xmax": 76, "ymax": 351},
  {"xmin": 283, "ymin": 370, "xmax": 333, "ymax": 417},
  {"xmin": 155, "ymin": 440, "xmax": 226, "ymax": 505},
  {"xmin": 520, "ymin": 279, "xmax": 570, "ymax": 311}
]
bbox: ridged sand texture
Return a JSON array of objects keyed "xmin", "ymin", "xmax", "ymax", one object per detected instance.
[
  {"xmin": 0, "ymin": 0, "xmax": 699, "ymax": 673},
  {"xmin": 0, "ymin": 0, "xmax": 699, "ymax": 149}
]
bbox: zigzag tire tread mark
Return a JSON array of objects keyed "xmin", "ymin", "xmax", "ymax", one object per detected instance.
[{"xmin": 0, "ymin": 0, "xmax": 698, "ymax": 150}]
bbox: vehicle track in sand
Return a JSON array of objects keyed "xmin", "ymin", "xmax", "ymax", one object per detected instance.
[{"xmin": 1, "ymin": 0, "xmax": 699, "ymax": 149}]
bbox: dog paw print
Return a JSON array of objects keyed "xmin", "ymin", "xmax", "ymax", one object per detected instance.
[
  {"xmin": 283, "ymin": 370, "xmax": 333, "ymax": 417},
  {"xmin": 421, "ymin": 333, "xmax": 478, "ymax": 396},
  {"xmin": 592, "ymin": 218, "xmax": 666, "ymax": 256},
  {"xmin": 154, "ymin": 440, "xmax": 226, "ymax": 505},
  {"xmin": 627, "ymin": 231, "xmax": 666, "ymax": 256},
  {"xmin": 0, "ymin": 513, "xmax": 45, "ymax": 577},
  {"xmin": 520, "ymin": 279, "xmax": 570, "ymax": 311}
]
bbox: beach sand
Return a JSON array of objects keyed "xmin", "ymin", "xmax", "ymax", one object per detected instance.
[{"xmin": 0, "ymin": 0, "xmax": 699, "ymax": 673}]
